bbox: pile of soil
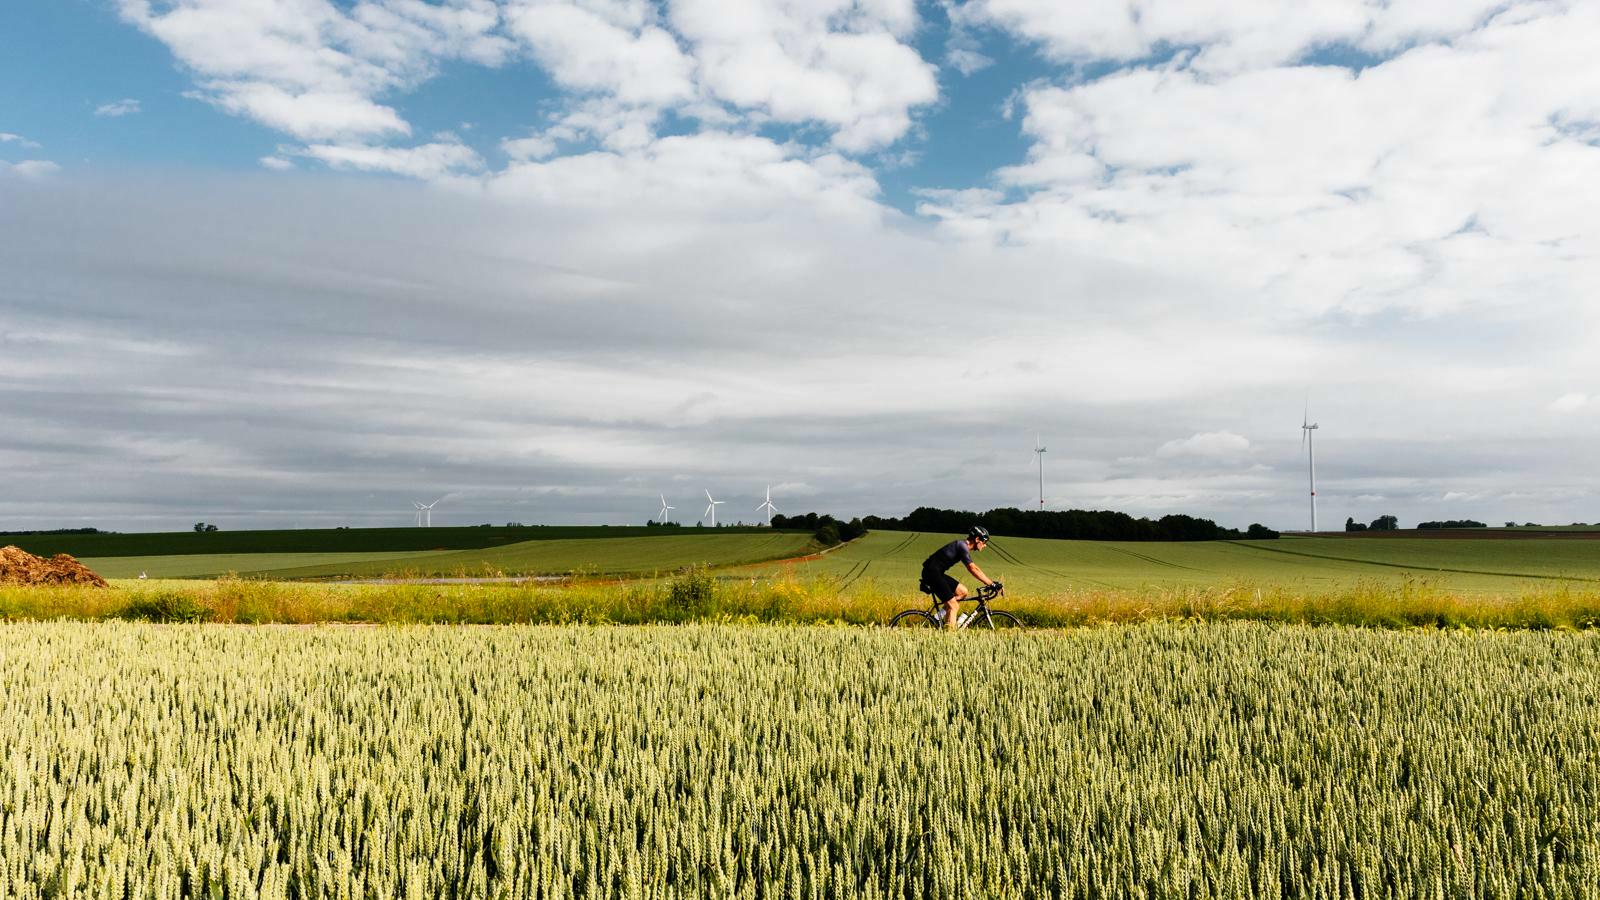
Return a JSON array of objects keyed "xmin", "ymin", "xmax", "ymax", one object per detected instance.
[{"xmin": 0, "ymin": 545, "xmax": 110, "ymax": 587}]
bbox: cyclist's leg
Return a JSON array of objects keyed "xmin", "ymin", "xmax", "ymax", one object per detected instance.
[
  {"xmin": 924, "ymin": 567, "xmax": 963, "ymax": 628},
  {"xmin": 943, "ymin": 579, "xmax": 968, "ymax": 628}
]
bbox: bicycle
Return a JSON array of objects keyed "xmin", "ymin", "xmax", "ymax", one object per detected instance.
[{"xmin": 890, "ymin": 582, "xmax": 1022, "ymax": 629}]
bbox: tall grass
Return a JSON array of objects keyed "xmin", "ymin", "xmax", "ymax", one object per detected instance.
[{"xmin": 3, "ymin": 571, "xmax": 1600, "ymax": 628}]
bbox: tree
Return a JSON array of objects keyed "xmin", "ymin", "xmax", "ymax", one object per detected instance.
[
  {"xmin": 1246, "ymin": 524, "xmax": 1279, "ymax": 539},
  {"xmin": 1345, "ymin": 517, "xmax": 1367, "ymax": 532},
  {"xmin": 1369, "ymin": 515, "xmax": 1398, "ymax": 531},
  {"xmin": 193, "ymin": 522, "xmax": 218, "ymax": 533}
]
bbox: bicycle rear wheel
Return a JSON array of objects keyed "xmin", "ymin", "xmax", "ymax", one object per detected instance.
[
  {"xmin": 890, "ymin": 609, "xmax": 940, "ymax": 628},
  {"xmin": 978, "ymin": 610, "xmax": 1022, "ymax": 629}
]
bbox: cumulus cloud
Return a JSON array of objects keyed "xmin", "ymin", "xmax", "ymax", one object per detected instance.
[
  {"xmin": 95, "ymin": 98, "xmax": 143, "ymax": 117},
  {"xmin": 0, "ymin": 133, "xmax": 43, "ymax": 149},
  {"xmin": 1156, "ymin": 431, "xmax": 1252, "ymax": 461},
  {"xmin": 298, "ymin": 140, "xmax": 484, "ymax": 179},
  {"xmin": 924, "ymin": 3, "xmax": 1600, "ymax": 326},
  {"xmin": 670, "ymin": 0, "xmax": 939, "ymax": 151},
  {"xmin": 259, "ymin": 156, "xmax": 294, "ymax": 171},
  {"xmin": 116, "ymin": 0, "xmax": 511, "ymax": 140},
  {"xmin": 504, "ymin": 0, "xmax": 695, "ymax": 106},
  {"xmin": 955, "ymin": 0, "xmax": 1519, "ymax": 73},
  {"xmin": 0, "ymin": 160, "xmax": 61, "ymax": 178}
]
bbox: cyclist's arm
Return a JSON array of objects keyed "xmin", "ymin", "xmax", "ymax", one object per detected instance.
[{"xmin": 964, "ymin": 561, "xmax": 994, "ymax": 586}]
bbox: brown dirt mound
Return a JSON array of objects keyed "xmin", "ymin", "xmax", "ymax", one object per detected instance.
[{"xmin": 0, "ymin": 545, "xmax": 110, "ymax": 587}]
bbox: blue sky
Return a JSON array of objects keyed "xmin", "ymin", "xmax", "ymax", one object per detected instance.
[
  {"xmin": 0, "ymin": 0, "xmax": 1060, "ymax": 215},
  {"xmin": 2, "ymin": 0, "xmax": 1598, "ymax": 531}
]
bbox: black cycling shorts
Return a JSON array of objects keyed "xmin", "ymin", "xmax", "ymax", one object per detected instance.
[{"xmin": 920, "ymin": 567, "xmax": 960, "ymax": 602}]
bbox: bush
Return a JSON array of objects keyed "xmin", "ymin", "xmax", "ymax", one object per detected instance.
[
  {"xmin": 668, "ymin": 568, "xmax": 720, "ymax": 616},
  {"xmin": 122, "ymin": 590, "xmax": 212, "ymax": 623}
]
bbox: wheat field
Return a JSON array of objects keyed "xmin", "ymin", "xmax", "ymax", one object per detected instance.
[{"xmin": 2, "ymin": 622, "xmax": 1597, "ymax": 898}]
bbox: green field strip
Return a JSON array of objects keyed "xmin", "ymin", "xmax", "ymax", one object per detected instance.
[
  {"xmin": 252, "ymin": 532, "xmax": 817, "ymax": 579},
  {"xmin": 987, "ymin": 538, "xmax": 1122, "ymax": 590},
  {"xmin": 16, "ymin": 524, "xmax": 794, "ymax": 558},
  {"xmin": 1222, "ymin": 540, "xmax": 1600, "ymax": 583},
  {"xmin": 837, "ymin": 532, "xmax": 921, "ymax": 591},
  {"xmin": 82, "ymin": 551, "xmax": 455, "ymax": 580},
  {"xmin": 1101, "ymin": 545, "xmax": 1207, "ymax": 572}
]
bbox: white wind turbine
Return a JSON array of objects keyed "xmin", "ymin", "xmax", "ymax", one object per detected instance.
[
  {"xmin": 756, "ymin": 485, "xmax": 778, "ymax": 526},
  {"xmin": 657, "ymin": 494, "xmax": 675, "ymax": 523},
  {"xmin": 1032, "ymin": 434, "xmax": 1048, "ymax": 510},
  {"xmin": 1301, "ymin": 407, "xmax": 1319, "ymax": 533},
  {"xmin": 704, "ymin": 490, "xmax": 725, "ymax": 527},
  {"xmin": 415, "ymin": 497, "xmax": 442, "ymax": 528}
]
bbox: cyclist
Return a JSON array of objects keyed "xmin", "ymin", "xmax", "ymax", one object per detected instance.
[{"xmin": 919, "ymin": 526, "xmax": 1001, "ymax": 628}]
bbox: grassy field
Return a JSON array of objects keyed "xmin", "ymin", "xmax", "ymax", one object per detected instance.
[
  {"xmin": 80, "ymin": 551, "xmax": 454, "ymax": 579},
  {"xmin": 742, "ymin": 531, "xmax": 1600, "ymax": 595},
  {"xmin": 4, "ymin": 622, "xmax": 1596, "ymax": 897},
  {"xmin": 2, "ymin": 524, "xmax": 784, "ymax": 558},
  {"xmin": 57, "ymin": 532, "xmax": 816, "ymax": 580}
]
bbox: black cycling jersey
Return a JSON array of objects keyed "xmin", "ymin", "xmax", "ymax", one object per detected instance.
[{"xmin": 922, "ymin": 538, "xmax": 972, "ymax": 573}]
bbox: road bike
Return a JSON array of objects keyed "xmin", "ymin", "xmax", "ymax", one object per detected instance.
[{"xmin": 890, "ymin": 582, "xmax": 1022, "ymax": 629}]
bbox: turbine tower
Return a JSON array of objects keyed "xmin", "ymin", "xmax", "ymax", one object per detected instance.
[
  {"xmin": 416, "ymin": 497, "xmax": 442, "ymax": 528},
  {"xmin": 657, "ymin": 494, "xmax": 675, "ymax": 523},
  {"xmin": 1033, "ymin": 434, "xmax": 1047, "ymax": 509},
  {"xmin": 704, "ymin": 490, "xmax": 725, "ymax": 527},
  {"xmin": 1301, "ymin": 411, "xmax": 1319, "ymax": 533},
  {"xmin": 756, "ymin": 485, "xmax": 778, "ymax": 526}
]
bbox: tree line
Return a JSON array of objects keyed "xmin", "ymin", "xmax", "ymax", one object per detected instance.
[
  {"xmin": 856, "ymin": 507, "xmax": 1277, "ymax": 541},
  {"xmin": 769, "ymin": 513, "xmax": 867, "ymax": 547}
]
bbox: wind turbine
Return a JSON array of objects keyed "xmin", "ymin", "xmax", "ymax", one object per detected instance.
[
  {"xmin": 1032, "ymin": 434, "xmax": 1047, "ymax": 510},
  {"xmin": 416, "ymin": 497, "xmax": 442, "ymax": 528},
  {"xmin": 1301, "ymin": 408, "xmax": 1319, "ymax": 533},
  {"xmin": 704, "ymin": 490, "xmax": 725, "ymax": 527},
  {"xmin": 657, "ymin": 494, "xmax": 675, "ymax": 523},
  {"xmin": 756, "ymin": 485, "xmax": 778, "ymax": 526}
]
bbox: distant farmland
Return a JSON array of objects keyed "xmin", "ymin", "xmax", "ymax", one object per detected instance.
[
  {"xmin": 2, "ymin": 524, "xmax": 784, "ymax": 558},
  {"xmin": 27, "ymin": 524, "xmax": 1600, "ymax": 596},
  {"xmin": 741, "ymin": 531, "xmax": 1600, "ymax": 595},
  {"xmin": 82, "ymin": 532, "xmax": 817, "ymax": 579}
]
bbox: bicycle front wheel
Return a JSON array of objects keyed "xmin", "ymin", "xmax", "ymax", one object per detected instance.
[
  {"xmin": 978, "ymin": 610, "xmax": 1023, "ymax": 629},
  {"xmin": 890, "ymin": 609, "xmax": 940, "ymax": 628}
]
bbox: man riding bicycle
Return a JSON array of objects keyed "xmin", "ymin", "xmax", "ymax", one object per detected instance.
[{"xmin": 920, "ymin": 526, "xmax": 1001, "ymax": 629}]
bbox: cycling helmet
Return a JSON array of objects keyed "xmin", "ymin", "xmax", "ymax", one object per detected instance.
[{"xmin": 968, "ymin": 525, "xmax": 990, "ymax": 542}]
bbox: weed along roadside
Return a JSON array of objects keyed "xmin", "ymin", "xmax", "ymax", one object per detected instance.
[{"xmin": 5, "ymin": 571, "xmax": 1600, "ymax": 628}]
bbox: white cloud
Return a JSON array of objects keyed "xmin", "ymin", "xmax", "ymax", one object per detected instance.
[
  {"xmin": 956, "ymin": 0, "xmax": 1519, "ymax": 74},
  {"xmin": 259, "ymin": 156, "xmax": 294, "ymax": 170},
  {"xmin": 298, "ymin": 140, "xmax": 484, "ymax": 179},
  {"xmin": 1550, "ymin": 392, "xmax": 1589, "ymax": 413},
  {"xmin": 501, "ymin": 134, "xmax": 560, "ymax": 161},
  {"xmin": 924, "ymin": 4, "xmax": 1600, "ymax": 324},
  {"xmin": 117, "ymin": 0, "xmax": 511, "ymax": 140},
  {"xmin": 1156, "ymin": 431, "xmax": 1252, "ymax": 460},
  {"xmin": 504, "ymin": 0, "xmax": 695, "ymax": 106},
  {"xmin": 193, "ymin": 83, "xmax": 410, "ymax": 140},
  {"xmin": 0, "ymin": 133, "xmax": 43, "ymax": 149},
  {"xmin": 0, "ymin": 160, "xmax": 62, "ymax": 178},
  {"xmin": 671, "ymin": 0, "xmax": 939, "ymax": 151},
  {"xmin": 95, "ymin": 98, "xmax": 143, "ymax": 117}
]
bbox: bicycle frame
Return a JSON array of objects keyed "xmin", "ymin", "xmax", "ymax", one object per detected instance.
[{"xmin": 928, "ymin": 584, "xmax": 1004, "ymax": 629}]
